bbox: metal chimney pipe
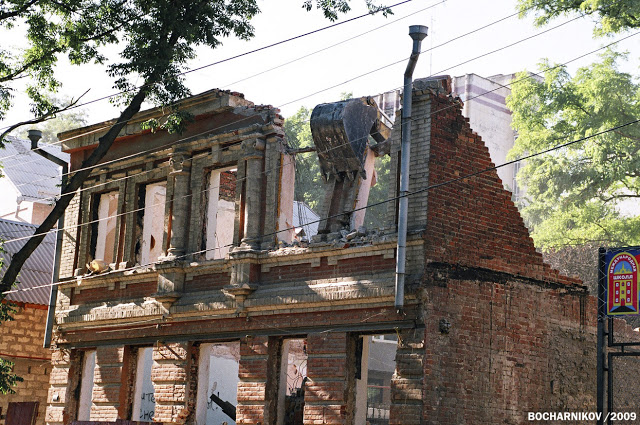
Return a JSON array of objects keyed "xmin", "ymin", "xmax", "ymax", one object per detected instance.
[{"xmin": 395, "ymin": 25, "xmax": 428, "ymax": 314}]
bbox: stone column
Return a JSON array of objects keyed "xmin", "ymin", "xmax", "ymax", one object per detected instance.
[
  {"xmin": 240, "ymin": 138, "xmax": 265, "ymax": 249},
  {"xmin": 166, "ymin": 149, "xmax": 192, "ymax": 259}
]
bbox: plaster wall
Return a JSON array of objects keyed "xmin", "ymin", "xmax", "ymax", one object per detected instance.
[{"xmin": 141, "ymin": 183, "xmax": 166, "ymax": 265}]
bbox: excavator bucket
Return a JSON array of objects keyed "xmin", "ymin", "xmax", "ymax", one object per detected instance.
[
  {"xmin": 310, "ymin": 97, "xmax": 390, "ymax": 181},
  {"xmin": 308, "ymin": 96, "xmax": 392, "ymax": 235}
]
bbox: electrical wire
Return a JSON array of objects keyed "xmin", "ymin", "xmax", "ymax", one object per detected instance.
[
  {"xmin": 3, "ymin": 117, "xmax": 638, "ymax": 296},
  {"xmin": 0, "ymin": 0, "xmax": 526, "ymax": 169},
  {"xmin": 0, "ymin": 0, "xmax": 421, "ymax": 135},
  {"xmin": 2, "ymin": 12, "xmax": 594, "ymax": 199},
  {"xmin": 1, "ymin": 28, "xmax": 638, "ymax": 245}
]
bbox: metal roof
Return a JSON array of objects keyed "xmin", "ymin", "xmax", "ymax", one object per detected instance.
[
  {"xmin": 0, "ymin": 136, "xmax": 69, "ymax": 203},
  {"xmin": 0, "ymin": 218, "xmax": 54, "ymax": 305}
]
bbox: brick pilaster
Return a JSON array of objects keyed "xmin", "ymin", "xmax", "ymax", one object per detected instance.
[
  {"xmin": 390, "ymin": 329, "xmax": 425, "ymax": 425},
  {"xmin": 59, "ymin": 188, "xmax": 81, "ymax": 279},
  {"xmin": 45, "ymin": 349, "xmax": 80, "ymax": 425},
  {"xmin": 90, "ymin": 345, "xmax": 127, "ymax": 421},
  {"xmin": 151, "ymin": 342, "xmax": 192, "ymax": 423},
  {"xmin": 304, "ymin": 332, "xmax": 353, "ymax": 425},
  {"xmin": 236, "ymin": 336, "xmax": 278, "ymax": 425}
]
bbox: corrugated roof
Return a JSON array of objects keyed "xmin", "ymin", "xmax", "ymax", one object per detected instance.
[
  {"xmin": 0, "ymin": 218, "xmax": 54, "ymax": 305},
  {"xmin": 0, "ymin": 136, "xmax": 69, "ymax": 202}
]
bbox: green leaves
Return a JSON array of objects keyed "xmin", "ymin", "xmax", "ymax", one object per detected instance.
[
  {"xmin": 508, "ymin": 50, "xmax": 640, "ymax": 248},
  {"xmin": 518, "ymin": 0, "xmax": 640, "ymax": 36},
  {"xmin": 0, "ymin": 359, "xmax": 23, "ymax": 394}
]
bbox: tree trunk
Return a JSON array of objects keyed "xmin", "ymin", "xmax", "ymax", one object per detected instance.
[{"xmin": 0, "ymin": 87, "xmax": 149, "ymax": 295}]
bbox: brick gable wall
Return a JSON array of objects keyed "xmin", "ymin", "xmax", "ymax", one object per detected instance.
[{"xmin": 424, "ymin": 92, "xmax": 580, "ymax": 286}]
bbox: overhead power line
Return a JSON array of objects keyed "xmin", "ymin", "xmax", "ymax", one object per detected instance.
[
  {"xmin": 0, "ymin": 0, "xmax": 422, "ymax": 135},
  {"xmin": 2, "ymin": 10, "xmax": 591, "ymax": 187},
  {"xmin": 3, "ymin": 117, "xmax": 638, "ymax": 296},
  {"xmin": 1, "ymin": 28, "xmax": 638, "ymax": 243}
]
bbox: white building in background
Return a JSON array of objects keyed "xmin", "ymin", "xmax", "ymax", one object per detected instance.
[
  {"xmin": 292, "ymin": 201, "xmax": 320, "ymax": 241},
  {"xmin": 452, "ymin": 73, "xmax": 523, "ymax": 200},
  {"xmin": 0, "ymin": 136, "xmax": 69, "ymax": 224}
]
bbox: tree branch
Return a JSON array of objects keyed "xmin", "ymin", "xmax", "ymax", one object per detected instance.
[
  {"xmin": 0, "ymin": 91, "xmax": 88, "ymax": 145},
  {"xmin": 0, "ymin": 86, "xmax": 148, "ymax": 294},
  {"xmin": 0, "ymin": 0, "xmax": 40, "ymax": 21},
  {"xmin": 0, "ymin": 28, "xmax": 181, "ymax": 296}
]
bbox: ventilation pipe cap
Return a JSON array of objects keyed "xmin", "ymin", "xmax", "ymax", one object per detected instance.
[
  {"xmin": 409, "ymin": 25, "xmax": 428, "ymax": 41},
  {"xmin": 27, "ymin": 129, "xmax": 42, "ymax": 149}
]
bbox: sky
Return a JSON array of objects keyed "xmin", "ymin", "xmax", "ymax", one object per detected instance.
[{"xmin": 1, "ymin": 0, "xmax": 639, "ymax": 131}]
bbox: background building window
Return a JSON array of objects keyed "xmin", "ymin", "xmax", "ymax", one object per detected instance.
[
  {"xmin": 196, "ymin": 342, "xmax": 240, "ymax": 425},
  {"xmin": 132, "ymin": 347, "xmax": 155, "ymax": 421},
  {"xmin": 354, "ymin": 335, "xmax": 396, "ymax": 425},
  {"xmin": 77, "ymin": 350, "xmax": 96, "ymax": 421},
  {"xmin": 94, "ymin": 192, "xmax": 118, "ymax": 264}
]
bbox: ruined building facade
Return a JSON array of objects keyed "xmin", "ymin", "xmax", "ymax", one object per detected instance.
[{"xmin": 46, "ymin": 79, "xmax": 603, "ymax": 425}]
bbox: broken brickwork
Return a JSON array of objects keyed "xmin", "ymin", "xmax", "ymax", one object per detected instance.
[{"xmin": 43, "ymin": 81, "xmax": 638, "ymax": 425}]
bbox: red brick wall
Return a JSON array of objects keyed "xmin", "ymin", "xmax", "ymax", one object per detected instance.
[
  {"xmin": 219, "ymin": 170, "xmax": 236, "ymax": 202},
  {"xmin": 260, "ymin": 255, "xmax": 395, "ymax": 285},
  {"xmin": 421, "ymin": 263, "xmax": 595, "ymax": 424},
  {"xmin": 424, "ymin": 93, "xmax": 579, "ymax": 286},
  {"xmin": 236, "ymin": 336, "xmax": 278, "ymax": 425},
  {"xmin": 71, "ymin": 282, "xmax": 157, "ymax": 305},
  {"xmin": 0, "ymin": 304, "xmax": 51, "ymax": 425},
  {"xmin": 185, "ymin": 272, "xmax": 229, "ymax": 292},
  {"xmin": 304, "ymin": 332, "xmax": 354, "ymax": 425}
]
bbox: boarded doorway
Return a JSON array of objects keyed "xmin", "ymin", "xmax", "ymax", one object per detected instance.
[{"xmin": 6, "ymin": 401, "xmax": 39, "ymax": 425}]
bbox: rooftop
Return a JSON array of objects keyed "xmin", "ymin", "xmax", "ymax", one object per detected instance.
[
  {"xmin": 0, "ymin": 136, "xmax": 69, "ymax": 203},
  {"xmin": 0, "ymin": 218, "xmax": 55, "ymax": 305}
]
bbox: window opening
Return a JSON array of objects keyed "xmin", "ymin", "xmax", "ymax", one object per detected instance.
[
  {"xmin": 94, "ymin": 192, "xmax": 119, "ymax": 264},
  {"xmin": 206, "ymin": 168, "xmax": 236, "ymax": 260},
  {"xmin": 132, "ymin": 347, "xmax": 155, "ymax": 421},
  {"xmin": 354, "ymin": 335, "xmax": 397, "ymax": 425},
  {"xmin": 196, "ymin": 342, "xmax": 240, "ymax": 425},
  {"xmin": 277, "ymin": 338, "xmax": 307, "ymax": 425},
  {"xmin": 77, "ymin": 350, "xmax": 96, "ymax": 421},
  {"xmin": 140, "ymin": 182, "xmax": 166, "ymax": 265}
]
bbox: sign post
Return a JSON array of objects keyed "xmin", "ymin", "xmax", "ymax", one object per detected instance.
[{"xmin": 597, "ymin": 247, "xmax": 640, "ymax": 425}]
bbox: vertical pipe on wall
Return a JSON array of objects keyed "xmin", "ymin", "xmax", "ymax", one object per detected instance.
[
  {"xmin": 395, "ymin": 25, "xmax": 428, "ymax": 314},
  {"xmin": 27, "ymin": 129, "xmax": 67, "ymax": 348}
]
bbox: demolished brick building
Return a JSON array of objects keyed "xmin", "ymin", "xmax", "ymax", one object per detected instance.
[{"xmin": 44, "ymin": 77, "xmax": 612, "ymax": 425}]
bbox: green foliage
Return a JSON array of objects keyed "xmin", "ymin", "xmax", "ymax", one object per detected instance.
[
  {"xmin": 507, "ymin": 49, "xmax": 640, "ymax": 248},
  {"xmin": 303, "ymin": 0, "xmax": 392, "ymax": 22},
  {"xmin": 285, "ymin": 106, "xmax": 324, "ymax": 211},
  {"xmin": 0, "ymin": 359, "xmax": 23, "ymax": 394},
  {"xmin": 2, "ymin": 0, "xmax": 377, "ymax": 139},
  {"xmin": 517, "ymin": 0, "xmax": 640, "ymax": 36},
  {"xmin": 141, "ymin": 110, "xmax": 195, "ymax": 135}
]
